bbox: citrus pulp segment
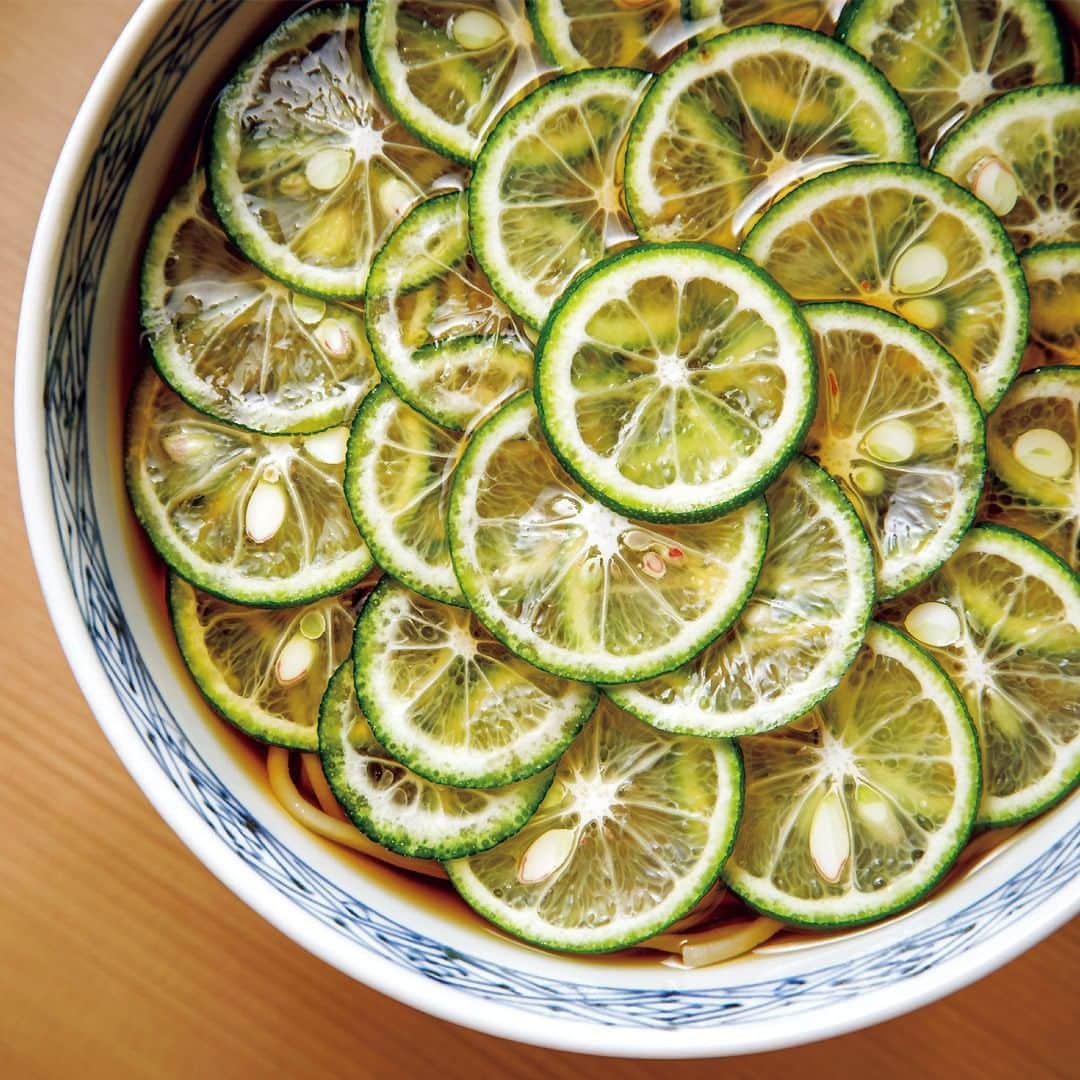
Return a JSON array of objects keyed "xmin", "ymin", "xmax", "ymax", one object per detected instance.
[
  {"xmin": 468, "ymin": 67, "xmax": 651, "ymax": 329},
  {"xmin": 980, "ymin": 367, "xmax": 1080, "ymax": 572},
  {"xmin": 352, "ymin": 579, "xmax": 599, "ymax": 788},
  {"xmin": 169, "ymin": 574, "xmax": 362, "ymax": 750},
  {"xmin": 449, "ymin": 393, "xmax": 769, "ymax": 683},
  {"xmin": 801, "ymin": 303, "xmax": 985, "ymax": 598},
  {"xmin": 1020, "ymin": 243, "xmax": 1080, "ymax": 370},
  {"xmin": 724, "ymin": 622, "xmax": 980, "ymax": 927},
  {"xmin": 741, "ymin": 162, "xmax": 1027, "ymax": 410},
  {"xmin": 320, "ymin": 662, "xmax": 555, "ymax": 858},
  {"xmin": 608, "ymin": 455, "xmax": 874, "ymax": 737},
  {"xmin": 933, "ymin": 84, "xmax": 1080, "ymax": 250},
  {"xmin": 683, "ymin": 0, "xmax": 838, "ymax": 36},
  {"xmin": 364, "ymin": 192, "xmax": 534, "ymax": 431},
  {"xmin": 535, "ymin": 243, "xmax": 817, "ymax": 521},
  {"xmin": 141, "ymin": 173, "xmax": 379, "ymax": 435},
  {"xmin": 125, "ymin": 370, "xmax": 372, "ymax": 606},
  {"xmin": 344, "ymin": 384, "xmax": 465, "ymax": 605},
  {"xmin": 838, "ymin": 0, "xmax": 1066, "ymax": 162},
  {"xmin": 878, "ymin": 526, "xmax": 1080, "ymax": 825},
  {"xmin": 209, "ymin": 5, "xmax": 460, "ymax": 299},
  {"xmin": 623, "ymin": 25, "xmax": 918, "ymax": 250},
  {"xmin": 445, "ymin": 697, "xmax": 743, "ymax": 951}
]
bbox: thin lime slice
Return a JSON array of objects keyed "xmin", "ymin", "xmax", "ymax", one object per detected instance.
[
  {"xmin": 609, "ymin": 455, "xmax": 874, "ymax": 737},
  {"xmin": 320, "ymin": 662, "xmax": 554, "ymax": 858},
  {"xmin": 469, "ymin": 67, "xmax": 651, "ymax": 329},
  {"xmin": 879, "ymin": 526, "xmax": 1080, "ymax": 826},
  {"xmin": 445, "ymin": 697, "xmax": 743, "ymax": 951},
  {"xmin": 980, "ymin": 367, "xmax": 1079, "ymax": 573},
  {"xmin": 1021, "ymin": 243, "xmax": 1080, "ymax": 370},
  {"xmin": 209, "ymin": 5, "xmax": 460, "ymax": 300},
  {"xmin": 742, "ymin": 162, "xmax": 1027, "ymax": 410},
  {"xmin": 344, "ymin": 384, "xmax": 465, "ymax": 605},
  {"xmin": 535, "ymin": 243, "xmax": 816, "ymax": 521},
  {"xmin": 724, "ymin": 622, "xmax": 979, "ymax": 927},
  {"xmin": 684, "ymin": 0, "xmax": 837, "ymax": 35},
  {"xmin": 363, "ymin": 0, "xmax": 543, "ymax": 164},
  {"xmin": 142, "ymin": 172, "xmax": 379, "ymax": 434},
  {"xmin": 933, "ymin": 84, "xmax": 1080, "ymax": 250},
  {"xmin": 353, "ymin": 579, "xmax": 598, "ymax": 787},
  {"xmin": 624, "ymin": 25, "xmax": 917, "ymax": 250},
  {"xmin": 169, "ymin": 574, "xmax": 362, "ymax": 750},
  {"xmin": 364, "ymin": 192, "xmax": 534, "ymax": 431},
  {"xmin": 838, "ymin": 0, "xmax": 1066, "ymax": 162},
  {"xmin": 126, "ymin": 371, "xmax": 372, "ymax": 605},
  {"xmin": 449, "ymin": 393, "xmax": 769, "ymax": 683},
  {"xmin": 802, "ymin": 303, "xmax": 985, "ymax": 598}
]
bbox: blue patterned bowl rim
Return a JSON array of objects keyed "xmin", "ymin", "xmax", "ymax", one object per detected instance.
[{"xmin": 14, "ymin": 0, "xmax": 1080, "ymax": 1058}]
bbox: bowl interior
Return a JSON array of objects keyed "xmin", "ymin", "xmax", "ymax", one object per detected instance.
[{"xmin": 21, "ymin": 0, "xmax": 1080, "ymax": 1058}]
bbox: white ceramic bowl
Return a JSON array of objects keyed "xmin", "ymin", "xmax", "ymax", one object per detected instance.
[{"xmin": 15, "ymin": 0, "xmax": 1079, "ymax": 1058}]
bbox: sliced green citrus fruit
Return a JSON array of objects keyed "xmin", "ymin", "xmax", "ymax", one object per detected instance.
[
  {"xmin": 723, "ymin": 622, "xmax": 979, "ymax": 927},
  {"xmin": 980, "ymin": 367, "xmax": 1079, "ymax": 573},
  {"xmin": 535, "ymin": 243, "xmax": 816, "ymax": 521},
  {"xmin": 608, "ymin": 455, "xmax": 874, "ymax": 737},
  {"xmin": 838, "ymin": 0, "xmax": 1066, "ymax": 162},
  {"xmin": 142, "ymin": 172, "xmax": 379, "ymax": 435},
  {"xmin": 344, "ymin": 384, "xmax": 465, "ymax": 605},
  {"xmin": 364, "ymin": 192, "xmax": 534, "ymax": 431},
  {"xmin": 528, "ymin": 0, "xmax": 689, "ymax": 71},
  {"xmin": 445, "ymin": 697, "xmax": 743, "ymax": 951},
  {"xmin": 363, "ymin": 0, "xmax": 543, "ymax": 164},
  {"xmin": 169, "ymin": 574, "xmax": 362, "ymax": 750},
  {"xmin": 879, "ymin": 526, "xmax": 1080, "ymax": 825},
  {"xmin": 684, "ymin": 0, "xmax": 837, "ymax": 36},
  {"xmin": 448, "ymin": 393, "xmax": 769, "ymax": 682},
  {"xmin": 126, "ymin": 371, "xmax": 372, "ymax": 605},
  {"xmin": 802, "ymin": 303, "xmax": 985, "ymax": 599},
  {"xmin": 624, "ymin": 25, "xmax": 917, "ymax": 250},
  {"xmin": 469, "ymin": 67, "xmax": 651, "ymax": 329},
  {"xmin": 209, "ymin": 5, "xmax": 459, "ymax": 300},
  {"xmin": 320, "ymin": 662, "xmax": 554, "ymax": 858},
  {"xmin": 933, "ymin": 84, "xmax": 1080, "ymax": 250},
  {"xmin": 352, "ymin": 579, "xmax": 598, "ymax": 788},
  {"xmin": 742, "ymin": 162, "xmax": 1027, "ymax": 410},
  {"xmin": 1020, "ymin": 243, "xmax": 1080, "ymax": 370}
]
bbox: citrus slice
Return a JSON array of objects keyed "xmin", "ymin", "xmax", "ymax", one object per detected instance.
[
  {"xmin": 723, "ymin": 622, "xmax": 980, "ymax": 927},
  {"xmin": 169, "ymin": 574, "xmax": 362, "ymax": 750},
  {"xmin": 838, "ymin": 0, "xmax": 1066, "ymax": 162},
  {"xmin": 980, "ymin": 367, "xmax": 1079, "ymax": 573},
  {"xmin": 742, "ymin": 162, "xmax": 1027, "ymax": 410},
  {"xmin": 623, "ymin": 25, "xmax": 917, "ymax": 250},
  {"xmin": 527, "ymin": 0, "xmax": 689, "ymax": 71},
  {"xmin": 142, "ymin": 173, "xmax": 379, "ymax": 434},
  {"xmin": 448, "ymin": 393, "xmax": 769, "ymax": 682},
  {"xmin": 320, "ymin": 662, "xmax": 554, "ymax": 858},
  {"xmin": 209, "ymin": 5, "xmax": 460, "ymax": 300},
  {"xmin": 353, "ymin": 579, "xmax": 598, "ymax": 787},
  {"xmin": 126, "ymin": 370, "xmax": 372, "ymax": 605},
  {"xmin": 535, "ymin": 243, "xmax": 816, "ymax": 521},
  {"xmin": 933, "ymin": 84, "xmax": 1080, "ymax": 250},
  {"xmin": 344, "ymin": 384, "xmax": 465, "ymax": 605},
  {"xmin": 364, "ymin": 192, "xmax": 534, "ymax": 431},
  {"xmin": 802, "ymin": 303, "xmax": 985, "ymax": 598},
  {"xmin": 1020, "ymin": 243, "xmax": 1080, "ymax": 370},
  {"xmin": 684, "ymin": 0, "xmax": 837, "ymax": 36},
  {"xmin": 363, "ymin": 0, "xmax": 543, "ymax": 164},
  {"xmin": 878, "ymin": 526, "xmax": 1080, "ymax": 825},
  {"xmin": 445, "ymin": 697, "xmax": 743, "ymax": 951},
  {"xmin": 608, "ymin": 455, "xmax": 874, "ymax": 737},
  {"xmin": 469, "ymin": 67, "xmax": 650, "ymax": 329}
]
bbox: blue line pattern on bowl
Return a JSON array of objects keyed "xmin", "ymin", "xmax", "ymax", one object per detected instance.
[{"xmin": 42, "ymin": 0, "xmax": 1079, "ymax": 1030}]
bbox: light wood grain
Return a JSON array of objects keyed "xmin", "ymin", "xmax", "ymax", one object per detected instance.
[{"xmin": 0, "ymin": 3, "xmax": 1076, "ymax": 1076}]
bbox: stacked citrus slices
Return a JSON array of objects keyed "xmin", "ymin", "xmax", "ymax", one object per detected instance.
[{"xmin": 127, "ymin": 2, "xmax": 1079, "ymax": 957}]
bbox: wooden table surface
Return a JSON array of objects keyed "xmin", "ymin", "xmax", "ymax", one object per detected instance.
[{"xmin": 1, "ymin": 2, "xmax": 1076, "ymax": 1076}]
